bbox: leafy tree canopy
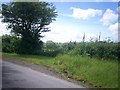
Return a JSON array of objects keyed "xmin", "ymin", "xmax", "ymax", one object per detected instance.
[{"xmin": 1, "ymin": 0, "xmax": 57, "ymax": 54}]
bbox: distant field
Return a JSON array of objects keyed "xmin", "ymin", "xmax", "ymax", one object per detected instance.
[{"xmin": 2, "ymin": 53, "xmax": 118, "ymax": 88}]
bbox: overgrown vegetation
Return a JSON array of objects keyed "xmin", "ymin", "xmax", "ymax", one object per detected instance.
[
  {"xmin": 2, "ymin": 35, "xmax": 119, "ymax": 60},
  {"xmin": 3, "ymin": 53, "xmax": 118, "ymax": 88}
]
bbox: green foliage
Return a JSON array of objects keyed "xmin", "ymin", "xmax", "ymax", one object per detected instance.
[
  {"xmin": 41, "ymin": 40, "xmax": 119, "ymax": 60},
  {"xmin": 1, "ymin": 1, "xmax": 57, "ymax": 54},
  {"xmin": 43, "ymin": 41, "xmax": 80, "ymax": 57},
  {"xmin": 95, "ymin": 42, "xmax": 118, "ymax": 60},
  {"xmin": 45, "ymin": 41, "xmax": 58, "ymax": 50},
  {"xmin": 2, "ymin": 35, "xmax": 119, "ymax": 60},
  {"xmin": 85, "ymin": 43, "xmax": 96, "ymax": 58},
  {"xmin": 66, "ymin": 41, "xmax": 118, "ymax": 60},
  {"xmin": 2, "ymin": 34, "xmax": 20, "ymax": 53},
  {"xmin": 42, "ymin": 41, "xmax": 62, "ymax": 57}
]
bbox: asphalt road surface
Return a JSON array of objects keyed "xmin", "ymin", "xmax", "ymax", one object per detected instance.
[{"xmin": 2, "ymin": 61, "xmax": 85, "ymax": 88}]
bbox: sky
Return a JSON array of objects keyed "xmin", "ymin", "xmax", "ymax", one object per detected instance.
[{"xmin": 0, "ymin": 0, "xmax": 119, "ymax": 42}]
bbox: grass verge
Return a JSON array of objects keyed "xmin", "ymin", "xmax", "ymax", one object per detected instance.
[{"xmin": 2, "ymin": 53, "xmax": 118, "ymax": 88}]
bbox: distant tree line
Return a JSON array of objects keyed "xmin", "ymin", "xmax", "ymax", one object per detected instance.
[{"xmin": 1, "ymin": 34, "xmax": 119, "ymax": 60}]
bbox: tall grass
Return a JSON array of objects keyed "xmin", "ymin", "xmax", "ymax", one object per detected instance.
[
  {"xmin": 3, "ymin": 53, "xmax": 118, "ymax": 88},
  {"xmin": 50, "ymin": 55, "xmax": 118, "ymax": 88}
]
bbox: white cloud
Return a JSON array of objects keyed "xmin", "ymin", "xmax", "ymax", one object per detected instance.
[
  {"xmin": 71, "ymin": 7, "xmax": 103, "ymax": 20},
  {"xmin": 42, "ymin": 23, "xmax": 100, "ymax": 42},
  {"xmin": 111, "ymin": 0, "xmax": 119, "ymax": 2},
  {"xmin": 108, "ymin": 22, "xmax": 118, "ymax": 35},
  {"xmin": 100, "ymin": 9, "xmax": 118, "ymax": 26},
  {"xmin": 42, "ymin": 31, "xmax": 98, "ymax": 42},
  {"xmin": 116, "ymin": 7, "xmax": 120, "ymax": 23},
  {"xmin": 42, "ymin": 23, "xmax": 79, "ymax": 42},
  {"xmin": 95, "ymin": 0, "xmax": 104, "ymax": 2},
  {"xmin": 0, "ymin": 16, "xmax": 10, "ymax": 36}
]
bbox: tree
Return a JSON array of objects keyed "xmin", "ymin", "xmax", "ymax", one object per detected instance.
[
  {"xmin": 45, "ymin": 41, "xmax": 58, "ymax": 51},
  {"xmin": 1, "ymin": 1, "xmax": 57, "ymax": 54}
]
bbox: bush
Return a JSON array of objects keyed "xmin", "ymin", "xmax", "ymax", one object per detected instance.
[
  {"xmin": 2, "ymin": 35, "xmax": 20, "ymax": 53},
  {"xmin": 67, "ymin": 41, "xmax": 118, "ymax": 60}
]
